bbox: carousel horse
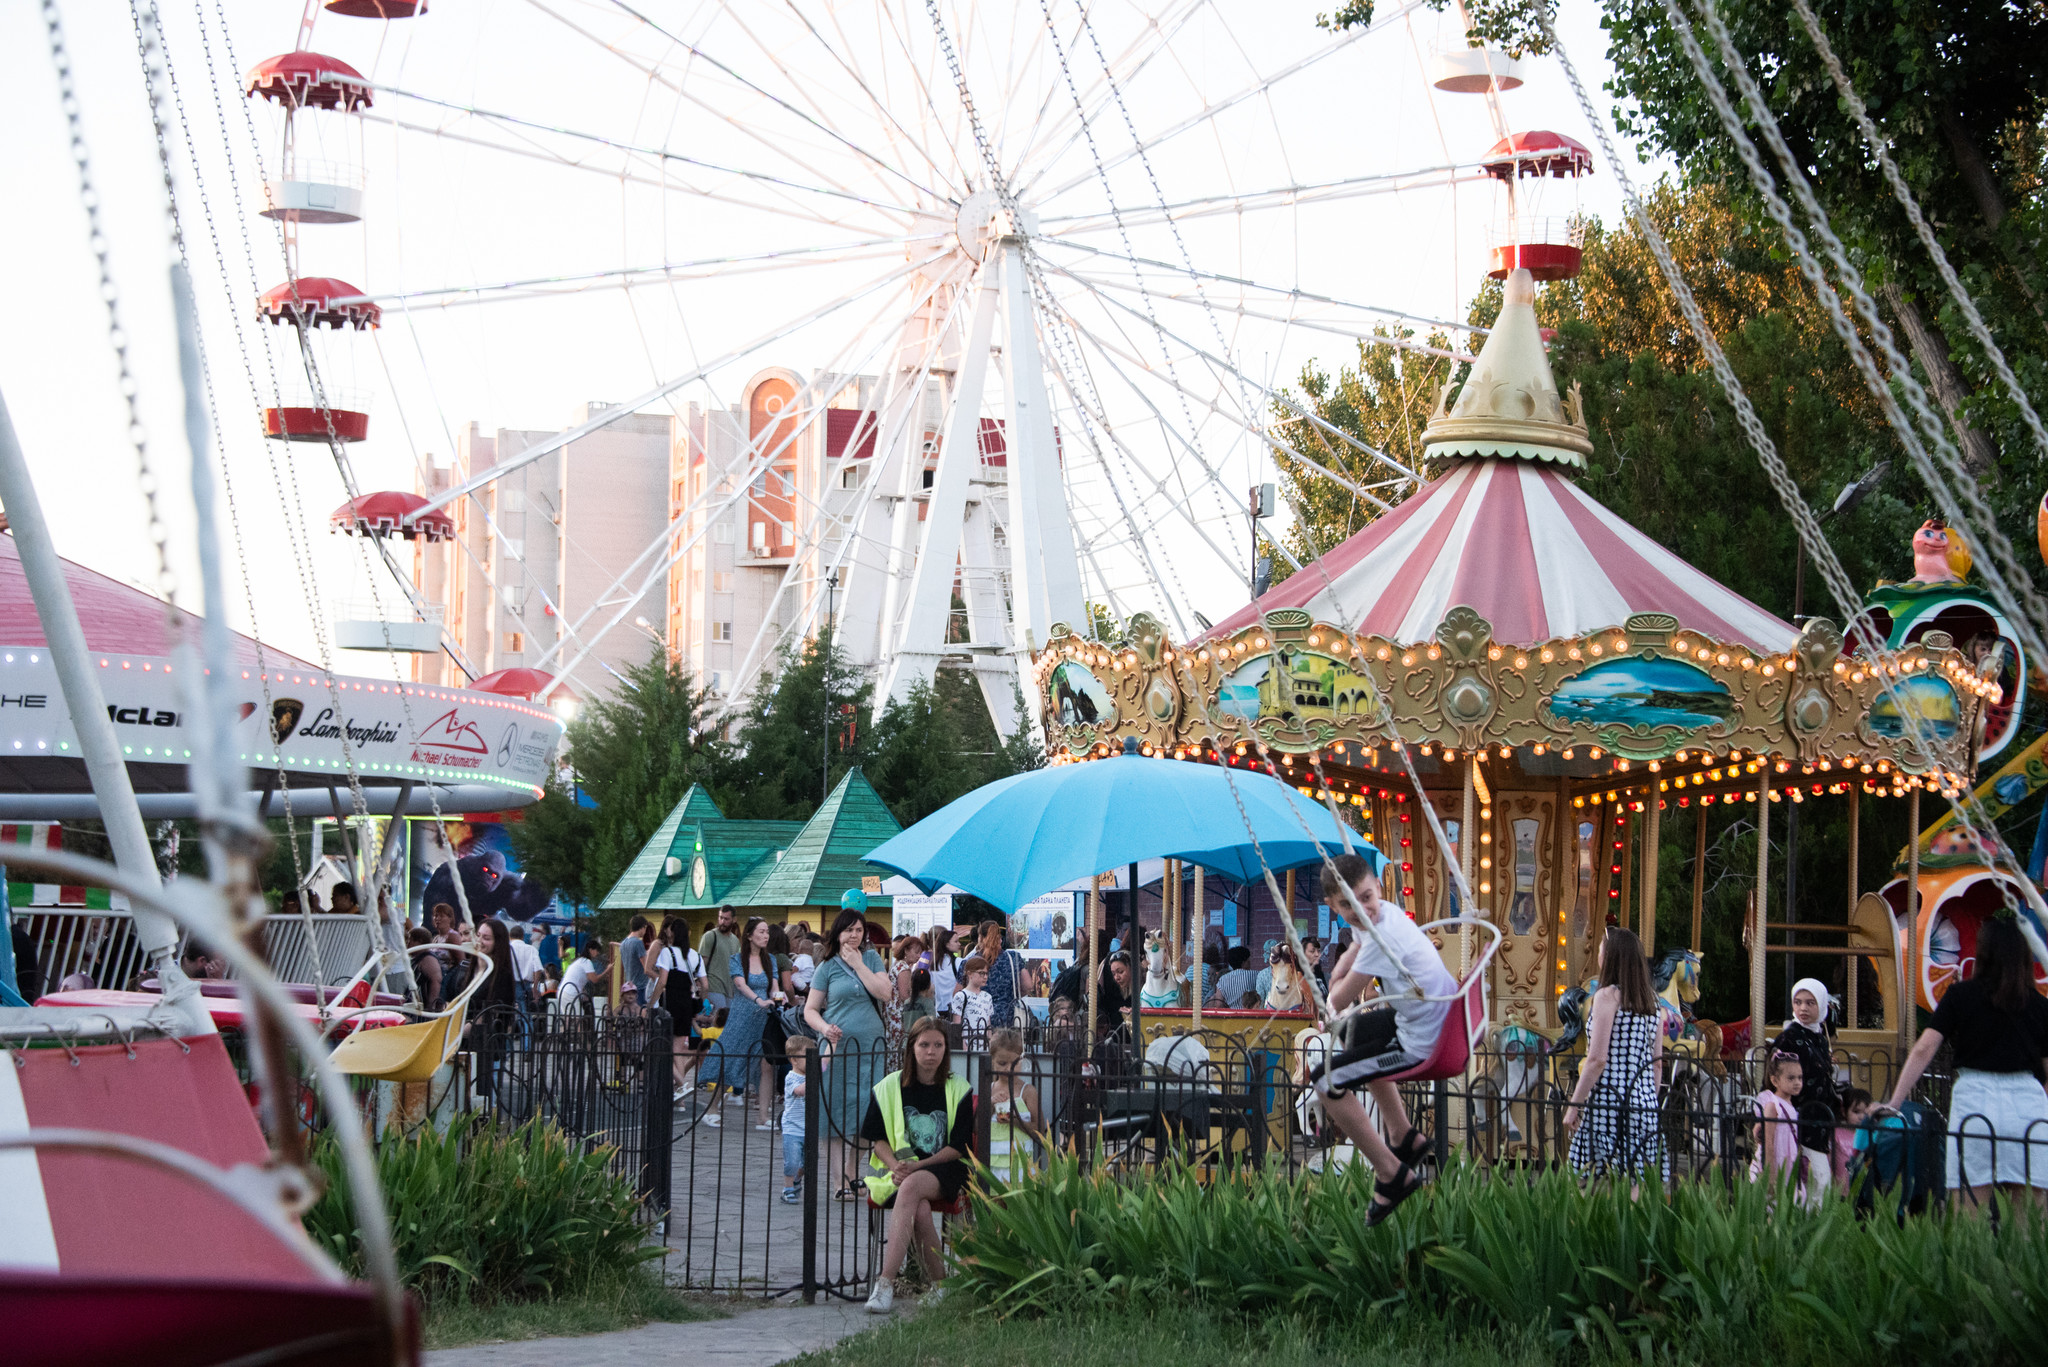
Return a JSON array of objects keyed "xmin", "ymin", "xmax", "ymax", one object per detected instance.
[
  {"xmin": 1653, "ymin": 947, "xmax": 1727, "ymax": 1079},
  {"xmin": 1139, "ymin": 932, "xmax": 1182, "ymax": 1010},
  {"xmin": 1481, "ymin": 1021, "xmax": 1551, "ymax": 1145}
]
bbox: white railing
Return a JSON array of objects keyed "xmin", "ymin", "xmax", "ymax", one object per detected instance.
[
  {"xmin": 16, "ymin": 907, "xmax": 376, "ymax": 994},
  {"xmin": 1486, "ymin": 216, "xmax": 1587, "ymax": 249}
]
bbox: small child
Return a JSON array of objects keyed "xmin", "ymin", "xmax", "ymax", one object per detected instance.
[
  {"xmin": 986, "ymin": 1027, "xmax": 1045, "ymax": 1182},
  {"xmin": 1834, "ymin": 1086, "xmax": 1873, "ymax": 1192},
  {"xmin": 952, "ymin": 957, "xmax": 993, "ymax": 1034},
  {"xmin": 780, "ymin": 1036, "xmax": 811, "ymax": 1204},
  {"xmin": 1752, "ymin": 1051, "xmax": 1808, "ymax": 1202}
]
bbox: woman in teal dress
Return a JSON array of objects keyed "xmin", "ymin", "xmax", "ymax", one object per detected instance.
[{"xmin": 804, "ymin": 893, "xmax": 898, "ymax": 1199}]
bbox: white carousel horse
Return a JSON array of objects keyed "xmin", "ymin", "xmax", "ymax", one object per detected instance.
[{"xmin": 1140, "ymin": 932, "xmax": 1181, "ymax": 1009}]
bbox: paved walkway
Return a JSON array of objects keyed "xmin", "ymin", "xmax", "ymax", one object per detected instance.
[{"xmin": 425, "ymin": 1299, "xmax": 883, "ymax": 1367}]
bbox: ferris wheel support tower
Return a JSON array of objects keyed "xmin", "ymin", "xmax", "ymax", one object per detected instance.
[{"xmin": 863, "ymin": 194, "xmax": 1083, "ymax": 741}]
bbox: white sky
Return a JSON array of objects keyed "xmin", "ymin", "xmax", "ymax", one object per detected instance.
[{"xmin": 0, "ymin": 0, "xmax": 1666, "ymax": 674}]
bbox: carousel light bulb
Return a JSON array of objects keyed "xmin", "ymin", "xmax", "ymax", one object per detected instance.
[
  {"xmin": 1402, "ymin": 653, "xmax": 1416, "ymax": 666},
  {"xmin": 1378, "ymin": 646, "xmax": 1392, "ymax": 661},
  {"xmin": 1488, "ymin": 645, "xmax": 1503, "ymax": 661},
  {"xmin": 1589, "ymin": 642, "xmax": 1604, "ymax": 657},
  {"xmin": 1534, "ymin": 742, "xmax": 1547, "ymax": 755},
  {"xmin": 1589, "ymin": 747, "xmax": 1604, "ymax": 760},
  {"xmin": 1541, "ymin": 648, "xmax": 1555, "ymax": 662},
  {"xmin": 1514, "ymin": 655, "xmax": 1528, "ymax": 669}
]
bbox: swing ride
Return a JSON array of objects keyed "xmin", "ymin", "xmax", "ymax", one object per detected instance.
[{"xmin": 3, "ymin": 0, "xmax": 2048, "ymax": 1355}]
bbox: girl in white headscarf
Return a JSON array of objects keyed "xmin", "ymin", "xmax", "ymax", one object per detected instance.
[{"xmin": 1768, "ymin": 977, "xmax": 1840, "ymax": 1199}]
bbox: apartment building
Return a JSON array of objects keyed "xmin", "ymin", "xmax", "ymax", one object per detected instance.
[{"xmin": 412, "ymin": 403, "xmax": 670, "ymax": 695}]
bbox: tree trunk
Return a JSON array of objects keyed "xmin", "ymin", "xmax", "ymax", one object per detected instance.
[
  {"xmin": 1881, "ymin": 281, "xmax": 2000, "ymax": 483},
  {"xmin": 1938, "ymin": 109, "xmax": 2006, "ymax": 235}
]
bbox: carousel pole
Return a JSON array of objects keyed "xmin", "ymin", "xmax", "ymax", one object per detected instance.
[
  {"xmin": 1690, "ymin": 800, "xmax": 1708, "ymax": 953},
  {"xmin": 1552, "ymin": 776, "xmax": 1572, "ymax": 987},
  {"xmin": 1619, "ymin": 805, "xmax": 1636, "ymax": 933},
  {"xmin": 1459, "ymin": 758, "xmax": 1477, "ymax": 973},
  {"xmin": 1127, "ymin": 860, "xmax": 1142, "ymax": 1064},
  {"xmin": 1639, "ymin": 791, "xmax": 1662, "ymax": 955},
  {"xmin": 1191, "ymin": 865, "xmax": 1205, "ymax": 1026},
  {"xmin": 1902, "ymin": 788, "xmax": 1919, "ymax": 1058},
  {"xmin": 1164, "ymin": 858, "xmax": 1178, "ymax": 1002},
  {"xmin": 1845, "ymin": 785, "xmax": 1860, "ymax": 1029},
  {"xmin": 1751, "ymin": 766, "xmax": 1771, "ymax": 1048}
]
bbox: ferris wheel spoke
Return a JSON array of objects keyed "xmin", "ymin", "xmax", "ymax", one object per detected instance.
[
  {"xmin": 786, "ymin": 0, "xmax": 967, "ymax": 198},
  {"xmin": 1057, "ymin": 303, "xmax": 1407, "ymax": 516},
  {"xmin": 379, "ymin": 86, "xmax": 923, "ymax": 220},
  {"xmin": 1040, "ymin": 162, "xmax": 1485, "ymax": 232},
  {"xmin": 1010, "ymin": 0, "xmax": 1213, "ymax": 199},
  {"xmin": 1040, "ymin": 342, "xmax": 1249, "ymax": 591},
  {"xmin": 1026, "ymin": 1, "xmax": 1422, "ymax": 205},
  {"xmin": 352, "ymin": 237, "xmax": 941, "ymax": 312},
  {"xmin": 1063, "ymin": 270, "xmax": 1477, "ymax": 364},
  {"xmin": 538, "ymin": 260, "xmax": 959, "ymax": 688},
  {"xmin": 718, "ymin": 1, "xmax": 960, "ymax": 207},
  {"xmin": 1055, "ymin": 263, "xmax": 1423, "ymax": 484},
  {"xmin": 413, "ymin": 249, "xmax": 944, "ymax": 519},
  {"xmin": 1041, "ymin": 238, "xmax": 1486, "ymax": 336},
  {"xmin": 598, "ymin": 0, "xmax": 955, "ymax": 206}
]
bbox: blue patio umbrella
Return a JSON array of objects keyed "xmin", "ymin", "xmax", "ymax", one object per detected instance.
[{"xmin": 863, "ymin": 746, "xmax": 1380, "ymax": 913}]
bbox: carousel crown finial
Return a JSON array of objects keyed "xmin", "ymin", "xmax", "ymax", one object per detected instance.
[{"xmin": 1421, "ymin": 266, "xmax": 1593, "ymax": 469}]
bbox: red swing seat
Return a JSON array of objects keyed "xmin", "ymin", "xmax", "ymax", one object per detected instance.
[{"xmin": 1380, "ymin": 970, "xmax": 1486, "ymax": 1084}]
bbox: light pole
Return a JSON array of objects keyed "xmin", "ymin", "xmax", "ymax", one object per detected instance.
[
  {"xmin": 1784, "ymin": 461, "xmax": 1888, "ymax": 1005},
  {"xmin": 822, "ymin": 571, "xmax": 840, "ymax": 804}
]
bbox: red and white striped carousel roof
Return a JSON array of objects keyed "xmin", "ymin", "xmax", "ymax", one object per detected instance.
[{"xmin": 1207, "ymin": 459, "xmax": 1797, "ymax": 651}]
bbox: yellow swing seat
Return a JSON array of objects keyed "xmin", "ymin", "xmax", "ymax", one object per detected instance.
[{"xmin": 327, "ymin": 945, "xmax": 493, "ymax": 1084}]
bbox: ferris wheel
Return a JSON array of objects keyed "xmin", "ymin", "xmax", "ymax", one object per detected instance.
[{"xmin": 182, "ymin": 0, "xmax": 1599, "ymax": 737}]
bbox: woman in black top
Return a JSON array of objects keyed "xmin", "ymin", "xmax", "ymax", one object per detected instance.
[
  {"xmin": 861, "ymin": 1016, "xmax": 975, "ymax": 1313},
  {"xmin": 1767, "ymin": 977, "xmax": 1841, "ymax": 1187},
  {"xmin": 1888, "ymin": 917, "xmax": 2048, "ymax": 1212}
]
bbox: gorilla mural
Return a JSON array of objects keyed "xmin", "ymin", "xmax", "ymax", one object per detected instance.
[{"xmin": 418, "ymin": 848, "xmax": 556, "ymax": 925}]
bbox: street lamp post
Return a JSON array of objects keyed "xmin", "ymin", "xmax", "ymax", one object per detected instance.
[{"xmin": 823, "ymin": 571, "xmax": 840, "ymax": 805}]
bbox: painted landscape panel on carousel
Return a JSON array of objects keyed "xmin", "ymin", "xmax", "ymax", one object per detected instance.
[
  {"xmin": 1866, "ymin": 674, "xmax": 1961, "ymax": 742},
  {"xmin": 1051, "ymin": 660, "xmax": 1117, "ymax": 728},
  {"xmin": 1218, "ymin": 648, "xmax": 1380, "ymax": 723},
  {"xmin": 1548, "ymin": 656, "xmax": 1733, "ymax": 729}
]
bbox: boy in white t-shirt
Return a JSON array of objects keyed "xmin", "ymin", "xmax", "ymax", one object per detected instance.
[
  {"xmin": 780, "ymin": 1036, "xmax": 811, "ymax": 1204},
  {"xmin": 1313, "ymin": 852, "xmax": 1457, "ymax": 1226}
]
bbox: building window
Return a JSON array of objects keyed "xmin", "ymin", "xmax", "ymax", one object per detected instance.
[
  {"xmin": 505, "ymin": 632, "xmax": 524, "ymax": 652},
  {"xmin": 712, "ymin": 571, "xmax": 733, "ymax": 593},
  {"xmin": 714, "ymin": 521, "xmax": 733, "ymax": 543},
  {"xmin": 781, "ymin": 520, "xmax": 794, "ymax": 547},
  {"xmin": 712, "ymin": 621, "xmax": 733, "ymax": 642},
  {"xmin": 752, "ymin": 522, "xmax": 768, "ymax": 553},
  {"xmin": 500, "ymin": 489, "xmax": 525, "ymax": 512},
  {"xmin": 842, "ymin": 464, "xmax": 864, "ymax": 488},
  {"xmin": 752, "ymin": 470, "xmax": 768, "ymax": 494}
]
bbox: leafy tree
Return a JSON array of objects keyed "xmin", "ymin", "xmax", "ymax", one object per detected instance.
[
  {"xmin": 1268, "ymin": 326, "xmax": 1459, "ymax": 579},
  {"xmin": 1600, "ymin": 0, "xmax": 2048, "ymax": 499},
  {"xmin": 869, "ymin": 669, "xmax": 1042, "ymax": 824},
  {"xmin": 716, "ymin": 634, "xmax": 876, "ymax": 820},
  {"xmin": 509, "ymin": 647, "xmax": 726, "ymax": 918}
]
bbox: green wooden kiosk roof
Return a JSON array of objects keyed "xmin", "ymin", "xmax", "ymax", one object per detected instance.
[{"xmin": 597, "ymin": 768, "xmax": 902, "ymax": 913}]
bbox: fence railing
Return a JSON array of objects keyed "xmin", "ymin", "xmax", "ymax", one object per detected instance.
[
  {"xmin": 15, "ymin": 907, "xmax": 379, "ymax": 996},
  {"xmin": 653, "ymin": 1026, "xmax": 2043, "ymax": 1301}
]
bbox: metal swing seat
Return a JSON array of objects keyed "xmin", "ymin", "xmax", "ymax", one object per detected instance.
[
  {"xmin": 324, "ymin": 946, "xmax": 493, "ymax": 1084},
  {"xmin": 1331, "ymin": 915, "xmax": 1501, "ymax": 1086}
]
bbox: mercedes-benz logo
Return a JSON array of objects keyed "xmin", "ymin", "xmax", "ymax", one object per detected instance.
[{"xmin": 496, "ymin": 723, "xmax": 520, "ymax": 767}]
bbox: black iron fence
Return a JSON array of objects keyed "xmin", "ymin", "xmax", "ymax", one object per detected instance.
[{"xmin": 654, "ymin": 1024, "xmax": 2047, "ymax": 1300}]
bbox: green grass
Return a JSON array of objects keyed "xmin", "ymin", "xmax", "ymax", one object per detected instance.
[
  {"xmin": 422, "ymin": 1265, "xmax": 721, "ymax": 1350},
  {"xmin": 944, "ymin": 1155, "xmax": 2048, "ymax": 1367},
  {"xmin": 790, "ymin": 1303, "xmax": 1555, "ymax": 1367}
]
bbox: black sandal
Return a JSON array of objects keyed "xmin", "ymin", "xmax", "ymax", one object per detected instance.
[
  {"xmin": 1392, "ymin": 1127, "xmax": 1431, "ymax": 1167},
  {"xmin": 1365, "ymin": 1162, "xmax": 1423, "ymax": 1228}
]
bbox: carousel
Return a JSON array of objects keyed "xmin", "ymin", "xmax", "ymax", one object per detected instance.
[{"xmin": 1027, "ymin": 268, "xmax": 2001, "ymax": 1059}]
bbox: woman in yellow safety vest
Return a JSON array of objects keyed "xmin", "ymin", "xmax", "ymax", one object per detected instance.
[{"xmin": 861, "ymin": 1015, "xmax": 974, "ymax": 1314}]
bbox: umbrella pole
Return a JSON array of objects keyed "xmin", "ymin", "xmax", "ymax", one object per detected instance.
[
  {"xmin": 1127, "ymin": 861, "xmax": 1142, "ymax": 1068},
  {"xmin": 1087, "ymin": 877, "xmax": 1101, "ymax": 1042},
  {"xmin": 1192, "ymin": 866, "xmax": 1204, "ymax": 1028}
]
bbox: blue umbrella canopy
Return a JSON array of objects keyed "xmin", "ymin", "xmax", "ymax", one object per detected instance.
[{"xmin": 864, "ymin": 750, "xmax": 1381, "ymax": 912}]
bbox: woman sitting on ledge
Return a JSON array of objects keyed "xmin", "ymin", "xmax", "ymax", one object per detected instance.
[{"xmin": 863, "ymin": 1015, "xmax": 975, "ymax": 1314}]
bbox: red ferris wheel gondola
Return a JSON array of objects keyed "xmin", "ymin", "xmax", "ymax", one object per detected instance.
[{"xmin": 330, "ymin": 492, "xmax": 455, "ymax": 542}]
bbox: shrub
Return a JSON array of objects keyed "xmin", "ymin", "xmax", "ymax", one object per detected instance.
[
  {"xmin": 954, "ymin": 1156, "xmax": 2048, "ymax": 1366},
  {"xmin": 305, "ymin": 1115, "xmax": 660, "ymax": 1304}
]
